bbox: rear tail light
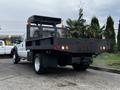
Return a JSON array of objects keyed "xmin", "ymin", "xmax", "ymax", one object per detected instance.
[
  {"xmin": 100, "ymin": 46, "xmax": 103, "ymax": 50},
  {"xmin": 103, "ymin": 46, "xmax": 106, "ymax": 50},
  {"xmin": 54, "ymin": 45, "xmax": 69, "ymax": 51},
  {"xmin": 61, "ymin": 46, "xmax": 65, "ymax": 50},
  {"xmin": 53, "ymin": 45, "xmax": 61, "ymax": 50},
  {"xmin": 100, "ymin": 46, "xmax": 106, "ymax": 51},
  {"xmin": 65, "ymin": 45, "xmax": 69, "ymax": 50}
]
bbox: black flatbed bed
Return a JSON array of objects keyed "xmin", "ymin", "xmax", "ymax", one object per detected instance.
[{"xmin": 26, "ymin": 37, "xmax": 110, "ymax": 55}]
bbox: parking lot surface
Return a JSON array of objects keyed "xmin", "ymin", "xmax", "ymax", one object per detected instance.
[{"xmin": 0, "ymin": 57, "xmax": 120, "ymax": 90}]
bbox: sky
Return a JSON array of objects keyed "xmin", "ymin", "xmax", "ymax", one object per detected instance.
[{"xmin": 0, "ymin": 0, "xmax": 120, "ymax": 34}]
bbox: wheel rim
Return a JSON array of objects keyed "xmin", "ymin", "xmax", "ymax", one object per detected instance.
[{"xmin": 34, "ymin": 57, "xmax": 40, "ymax": 72}]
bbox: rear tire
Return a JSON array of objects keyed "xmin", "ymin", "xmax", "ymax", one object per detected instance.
[
  {"xmin": 12, "ymin": 52, "xmax": 20, "ymax": 64},
  {"xmin": 72, "ymin": 63, "xmax": 89, "ymax": 71},
  {"xmin": 34, "ymin": 54, "xmax": 45, "ymax": 74}
]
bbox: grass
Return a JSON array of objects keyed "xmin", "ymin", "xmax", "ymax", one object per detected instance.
[{"xmin": 92, "ymin": 53, "xmax": 120, "ymax": 70}]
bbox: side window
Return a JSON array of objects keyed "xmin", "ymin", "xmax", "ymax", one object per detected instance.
[
  {"xmin": 0, "ymin": 42, "xmax": 3, "ymax": 46},
  {"xmin": 5, "ymin": 40, "xmax": 13, "ymax": 46}
]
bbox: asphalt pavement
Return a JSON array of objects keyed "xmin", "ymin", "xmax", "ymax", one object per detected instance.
[{"xmin": 0, "ymin": 57, "xmax": 120, "ymax": 90}]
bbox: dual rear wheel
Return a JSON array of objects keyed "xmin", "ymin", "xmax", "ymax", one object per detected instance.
[
  {"xmin": 72, "ymin": 58, "xmax": 91, "ymax": 71},
  {"xmin": 34, "ymin": 54, "xmax": 90, "ymax": 74},
  {"xmin": 72, "ymin": 63, "xmax": 89, "ymax": 71}
]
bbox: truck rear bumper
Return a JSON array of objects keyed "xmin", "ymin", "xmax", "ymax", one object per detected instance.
[{"xmin": 44, "ymin": 50, "xmax": 96, "ymax": 57}]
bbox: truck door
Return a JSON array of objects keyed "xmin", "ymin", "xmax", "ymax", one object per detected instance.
[
  {"xmin": 17, "ymin": 41, "xmax": 27, "ymax": 58},
  {"xmin": 0, "ymin": 41, "xmax": 5, "ymax": 54}
]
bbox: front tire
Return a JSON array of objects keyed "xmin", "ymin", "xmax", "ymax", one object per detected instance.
[
  {"xmin": 12, "ymin": 52, "xmax": 20, "ymax": 64},
  {"xmin": 34, "ymin": 54, "xmax": 45, "ymax": 74}
]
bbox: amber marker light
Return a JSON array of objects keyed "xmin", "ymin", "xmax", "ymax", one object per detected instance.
[{"xmin": 65, "ymin": 45, "xmax": 69, "ymax": 50}]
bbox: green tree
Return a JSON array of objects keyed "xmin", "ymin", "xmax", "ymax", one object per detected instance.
[
  {"xmin": 66, "ymin": 8, "xmax": 87, "ymax": 38},
  {"xmin": 87, "ymin": 17, "xmax": 104, "ymax": 39},
  {"xmin": 104, "ymin": 16, "xmax": 116, "ymax": 52},
  {"xmin": 91, "ymin": 17, "xmax": 101, "ymax": 39},
  {"xmin": 117, "ymin": 20, "xmax": 120, "ymax": 51}
]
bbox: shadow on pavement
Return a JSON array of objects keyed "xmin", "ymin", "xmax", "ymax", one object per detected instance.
[
  {"xmin": 17, "ymin": 61, "xmax": 90, "ymax": 76},
  {"xmin": 0, "ymin": 58, "xmax": 91, "ymax": 77},
  {"xmin": 0, "ymin": 55, "xmax": 11, "ymax": 59}
]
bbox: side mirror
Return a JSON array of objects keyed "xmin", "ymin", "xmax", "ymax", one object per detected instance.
[
  {"xmin": 16, "ymin": 40, "xmax": 22, "ymax": 44},
  {"xmin": 22, "ymin": 44, "xmax": 23, "ymax": 47}
]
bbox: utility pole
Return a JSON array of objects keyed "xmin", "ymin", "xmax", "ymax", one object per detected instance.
[{"xmin": 0, "ymin": 25, "xmax": 1, "ymax": 30}]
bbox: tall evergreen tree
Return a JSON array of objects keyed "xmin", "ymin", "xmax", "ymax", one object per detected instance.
[
  {"xmin": 90, "ymin": 17, "xmax": 101, "ymax": 39},
  {"xmin": 117, "ymin": 20, "xmax": 120, "ymax": 51},
  {"xmin": 104, "ymin": 16, "xmax": 116, "ymax": 52},
  {"xmin": 91, "ymin": 17, "xmax": 100, "ymax": 28}
]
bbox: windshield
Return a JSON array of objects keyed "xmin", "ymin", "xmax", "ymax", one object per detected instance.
[{"xmin": 4, "ymin": 40, "xmax": 13, "ymax": 46}]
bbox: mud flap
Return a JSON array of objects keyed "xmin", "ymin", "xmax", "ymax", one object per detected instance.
[
  {"xmin": 72, "ymin": 57, "xmax": 81, "ymax": 64},
  {"xmin": 42, "ymin": 54, "xmax": 58, "ymax": 68},
  {"xmin": 81, "ymin": 57, "xmax": 93, "ymax": 65}
]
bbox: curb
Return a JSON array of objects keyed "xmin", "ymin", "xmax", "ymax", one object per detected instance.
[{"xmin": 89, "ymin": 66, "xmax": 120, "ymax": 74}]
